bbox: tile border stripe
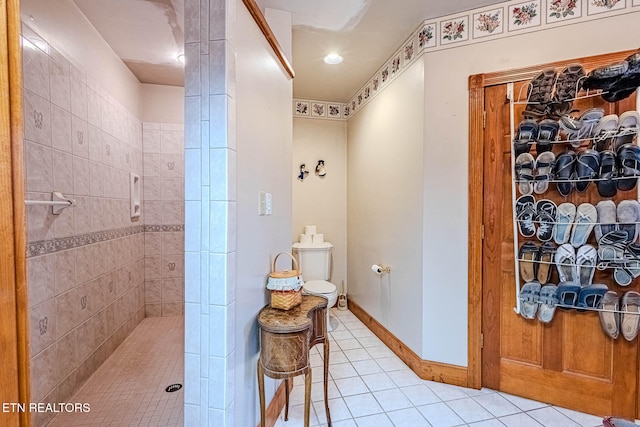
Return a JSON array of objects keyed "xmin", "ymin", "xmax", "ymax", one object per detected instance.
[{"xmin": 27, "ymin": 224, "xmax": 185, "ymax": 257}]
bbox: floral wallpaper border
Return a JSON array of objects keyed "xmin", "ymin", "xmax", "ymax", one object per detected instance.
[
  {"xmin": 27, "ymin": 224, "xmax": 184, "ymax": 257},
  {"xmin": 293, "ymin": 0, "xmax": 638, "ymax": 121}
]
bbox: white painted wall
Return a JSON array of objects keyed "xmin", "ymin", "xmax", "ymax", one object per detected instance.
[
  {"xmin": 420, "ymin": 13, "xmax": 640, "ymax": 366},
  {"xmin": 20, "ymin": 0, "xmax": 142, "ymax": 117},
  {"xmin": 141, "ymin": 84, "xmax": 185, "ymax": 124},
  {"xmin": 235, "ymin": 4, "xmax": 293, "ymax": 426},
  {"xmin": 347, "ymin": 60, "xmax": 424, "ymax": 354},
  {"xmin": 292, "ymin": 118, "xmax": 347, "ymax": 292}
]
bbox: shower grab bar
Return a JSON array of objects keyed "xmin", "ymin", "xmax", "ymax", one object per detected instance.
[{"xmin": 25, "ymin": 191, "xmax": 76, "ymax": 214}]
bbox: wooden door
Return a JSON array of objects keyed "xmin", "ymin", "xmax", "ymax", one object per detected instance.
[
  {"xmin": 0, "ymin": 1, "xmax": 30, "ymax": 426},
  {"xmin": 481, "ymin": 80, "xmax": 639, "ymax": 418}
]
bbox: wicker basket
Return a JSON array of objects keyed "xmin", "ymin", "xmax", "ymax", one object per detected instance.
[
  {"xmin": 268, "ymin": 252, "xmax": 302, "ymax": 310},
  {"xmin": 270, "ymin": 288, "xmax": 303, "ymax": 311}
]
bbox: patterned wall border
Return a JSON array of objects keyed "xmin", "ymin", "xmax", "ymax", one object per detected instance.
[
  {"xmin": 144, "ymin": 224, "xmax": 185, "ymax": 232},
  {"xmin": 292, "ymin": 0, "xmax": 638, "ymax": 121},
  {"xmin": 26, "ymin": 224, "xmax": 184, "ymax": 257}
]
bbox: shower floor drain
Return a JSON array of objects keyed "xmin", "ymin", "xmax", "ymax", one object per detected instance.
[{"xmin": 165, "ymin": 383, "xmax": 182, "ymax": 393}]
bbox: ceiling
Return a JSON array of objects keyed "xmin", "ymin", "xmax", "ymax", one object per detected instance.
[{"xmin": 73, "ymin": 0, "xmax": 502, "ymax": 101}]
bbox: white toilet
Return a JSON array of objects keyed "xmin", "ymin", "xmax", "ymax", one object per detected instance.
[{"xmin": 292, "ymin": 242, "xmax": 339, "ymax": 331}]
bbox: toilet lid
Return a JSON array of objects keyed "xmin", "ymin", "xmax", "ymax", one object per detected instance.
[{"xmin": 304, "ymin": 280, "xmax": 335, "ymax": 294}]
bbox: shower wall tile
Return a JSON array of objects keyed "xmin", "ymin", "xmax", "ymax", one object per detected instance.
[
  {"xmin": 143, "ymin": 176, "xmax": 162, "ymax": 201},
  {"xmin": 25, "ymin": 141, "xmax": 53, "ymax": 195},
  {"xmin": 143, "ymin": 128, "xmax": 161, "ymax": 153},
  {"xmin": 24, "ymin": 89, "xmax": 51, "ymax": 147},
  {"xmin": 30, "ymin": 343, "xmax": 59, "ymax": 403},
  {"xmin": 74, "ymin": 196, "xmax": 92, "ymax": 235},
  {"xmin": 27, "ymin": 254, "xmax": 55, "ymax": 307},
  {"xmin": 144, "ymin": 233, "xmax": 162, "ymax": 255},
  {"xmin": 22, "ymin": 38, "xmax": 50, "ymax": 101},
  {"xmin": 87, "ymin": 124, "xmax": 102, "ymax": 163},
  {"xmin": 145, "ymin": 279, "xmax": 162, "ymax": 303},
  {"xmin": 162, "ymin": 177, "xmax": 184, "ymax": 201},
  {"xmin": 30, "ymin": 299, "xmax": 57, "ymax": 357},
  {"xmin": 25, "ymin": 194, "xmax": 55, "ymax": 242},
  {"xmin": 162, "ymin": 302, "xmax": 184, "ymax": 316},
  {"xmin": 162, "ymin": 200, "xmax": 184, "ymax": 224},
  {"xmin": 51, "ymin": 105, "xmax": 71, "ymax": 153},
  {"xmin": 162, "ymin": 254, "xmax": 185, "ymax": 279},
  {"xmin": 23, "ymin": 24, "xmax": 146, "ymax": 417},
  {"xmin": 56, "ymin": 328, "xmax": 80, "ymax": 380},
  {"xmin": 73, "ymin": 156, "xmax": 90, "ymax": 196},
  {"xmin": 70, "ymin": 72, "xmax": 88, "ymax": 121},
  {"xmin": 72, "ymin": 115, "xmax": 89, "ymax": 158},
  {"xmin": 163, "ymin": 278, "xmax": 184, "ymax": 302},
  {"xmin": 52, "ymin": 150, "xmax": 74, "ymax": 194},
  {"xmin": 162, "ymin": 231, "xmax": 185, "ymax": 254},
  {"xmin": 49, "ymin": 51, "xmax": 70, "ymax": 111},
  {"xmin": 161, "ymin": 153, "xmax": 184, "ymax": 178},
  {"xmin": 52, "ymin": 207, "xmax": 74, "ymax": 239},
  {"xmin": 54, "ymin": 249, "xmax": 75, "ymax": 295}
]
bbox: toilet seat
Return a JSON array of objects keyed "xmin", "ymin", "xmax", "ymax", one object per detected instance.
[
  {"xmin": 301, "ymin": 282, "xmax": 339, "ymax": 332},
  {"xmin": 303, "ymin": 280, "xmax": 336, "ymax": 295}
]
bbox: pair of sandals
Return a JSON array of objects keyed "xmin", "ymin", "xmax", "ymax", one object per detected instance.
[
  {"xmin": 553, "ymin": 202, "xmax": 597, "ymax": 247},
  {"xmin": 592, "ymin": 111, "xmax": 640, "ymax": 152},
  {"xmin": 515, "ymin": 151, "xmax": 556, "ymax": 195},
  {"xmin": 558, "ymin": 108, "xmax": 605, "ymax": 147},
  {"xmin": 515, "ymin": 196, "xmax": 556, "ymax": 241},
  {"xmin": 555, "ymin": 243, "xmax": 597, "ymax": 286},
  {"xmin": 519, "ymin": 241, "xmax": 556, "ymax": 285},
  {"xmin": 522, "ymin": 64, "xmax": 586, "ymax": 119},
  {"xmin": 519, "ymin": 282, "xmax": 559, "ymax": 323},
  {"xmin": 554, "ymin": 149, "xmax": 601, "ymax": 195},
  {"xmin": 594, "ymin": 200, "xmax": 640, "ymax": 244},
  {"xmin": 583, "ymin": 51, "xmax": 640, "ymax": 102},
  {"xmin": 596, "ymin": 230, "xmax": 640, "ymax": 286},
  {"xmin": 598, "ymin": 290, "xmax": 640, "ymax": 340},
  {"xmin": 556, "ymin": 282, "xmax": 609, "ymax": 311},
  {"xmin": 513, "ymin": 119, "xmax": 559, "ymax": 156}
]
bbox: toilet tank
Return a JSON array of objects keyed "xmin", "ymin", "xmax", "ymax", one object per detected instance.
[{"xmin": 292, "ymin": 242, "xmax": 333, "ymax": 281}]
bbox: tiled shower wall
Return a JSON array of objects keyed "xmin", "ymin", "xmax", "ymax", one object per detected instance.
[
  {"xmin": 22, "ymin": 24, "xmax": 145, "ymax": 426},
  {"xmin": 142, "ymin": 122, "xmax": 185, "ymax": 317}
]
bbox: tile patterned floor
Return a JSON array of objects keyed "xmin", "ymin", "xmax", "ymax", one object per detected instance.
[
  {"xmin": 46, "ymin": 309, "xmax": 607, "ymax": 427},
  {"xmin": 275, "ymin": 309, "xmax": 606, "ymax": 427},
  {"xmin": 48, "ymin": 316, "xmax": 184, "ymax": 427}
]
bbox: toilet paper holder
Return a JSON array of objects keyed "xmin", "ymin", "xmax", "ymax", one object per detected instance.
[{"xmin": 371, "ymin": 264, "xmax": 391, "ymax": 275}]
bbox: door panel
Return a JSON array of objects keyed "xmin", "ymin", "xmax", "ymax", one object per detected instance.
[{"xmin": 482, "ymin": 79, "xmax": 639, "ymax": 418}]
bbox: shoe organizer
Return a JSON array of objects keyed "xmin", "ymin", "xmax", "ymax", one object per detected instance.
[{"xmin": 508, "ymin": 60, "xmax": 640, "ymax": 339}]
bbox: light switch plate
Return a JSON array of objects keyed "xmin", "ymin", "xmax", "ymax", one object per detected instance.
[{"xmin": 265, "ymin": 193, "xmax": 272, "ymax": 215}]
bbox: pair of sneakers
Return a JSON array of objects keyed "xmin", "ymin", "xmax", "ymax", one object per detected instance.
[
  {"xmin": 523, "ymin": 64, "xmax": 586, "ymax": 119},
  {"xmin": 515, "ymin": 196, "xmax": 557, "ymax": 242}
]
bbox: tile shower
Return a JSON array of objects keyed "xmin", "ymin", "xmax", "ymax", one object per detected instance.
[{"xmin": 21, "ymin": 23, "xmax": 184, "ymax": 427}]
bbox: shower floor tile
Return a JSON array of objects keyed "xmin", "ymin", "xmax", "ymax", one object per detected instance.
[{"xmin": 48, "ymin": 316, "xmax": 184, "ymax": 427}]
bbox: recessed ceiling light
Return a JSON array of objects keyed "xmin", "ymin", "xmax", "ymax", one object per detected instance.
[
  {"xmin": 323, "ymin": 53, "xmax": 343, "ymax": 65},
  {"xmin": 177, "ymin": 54, "xmax": 185, "ymax": 65}
]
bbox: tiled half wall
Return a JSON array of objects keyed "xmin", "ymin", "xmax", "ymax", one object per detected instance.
[{"xmin": 22, "ymin": 24, "xmax": 185, "ymax": 426}]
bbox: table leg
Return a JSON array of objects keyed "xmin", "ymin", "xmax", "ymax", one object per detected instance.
[
  {"xmin": 304, "ymin": 369, "xmax": 312, "ymax": 427},
  {"xmin": 257, "ymin": 360, "xmax": 265, "ymax": 427},
  {"xmin": 324, "ymin": 338, "xmax": 331, "ymax": 426},
  {"xmin": 284, "ymin": 378, "xmax": 290, "ymax": 421}
]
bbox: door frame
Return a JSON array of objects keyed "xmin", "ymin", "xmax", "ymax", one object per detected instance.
[
  {"xmin": 467, "ymin": 49, "xmax": 639, "ymax": 391},
  {"xmin": 0, "ymin": 0, "xmax": 29, "ymax": 425}
]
